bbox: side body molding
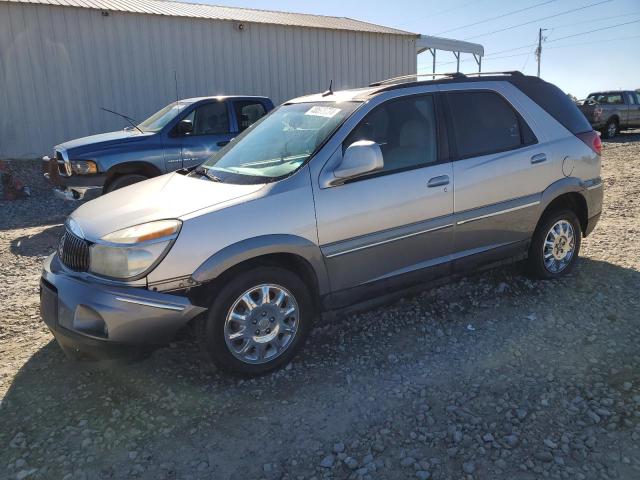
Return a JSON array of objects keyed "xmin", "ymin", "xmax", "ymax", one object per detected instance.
[{"xmin": 190, "ymin": 234, "xmax": 331, "ymax": 295}]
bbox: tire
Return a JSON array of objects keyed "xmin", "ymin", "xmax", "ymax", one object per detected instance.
[
  {"xmin": 601, "ymin": 119, "xmax": 618, "ymax": 139},
  {"xmin": 527, "ymin": 209, "xmax": 582, "ymax": 279},
  {"xmin": 104, "ymin": 173, "xmax": 149, "ymax": 193},
  {"xmin": 197, "ymin": 266, "xmax": 314, "ymax": 376}
]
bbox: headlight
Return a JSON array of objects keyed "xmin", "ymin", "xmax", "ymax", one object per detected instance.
[
  {"xmin": 89, "ymin": 220, "xmax": 181, "ymax": 279},
  {"xmin": 70, "ymin": 160, "xmax": 98, "ymax": 175}
]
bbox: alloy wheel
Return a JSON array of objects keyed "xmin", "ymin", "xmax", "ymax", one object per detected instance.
[
  {"xmin": 542, "ymin": 220, "xmax": 576, "ymax": 273},
  {"xmin": 223, "ymin": 284, "xmax": 299, "ymax": 364}
]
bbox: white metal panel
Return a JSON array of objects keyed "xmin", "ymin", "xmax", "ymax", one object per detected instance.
[
  {"xmin": 0, "ymin": 3, "xmax": 416, "ymax": 158},
  {"xmin": 3, "ymin": 0, "xmax": 417, "ymax": 35}
]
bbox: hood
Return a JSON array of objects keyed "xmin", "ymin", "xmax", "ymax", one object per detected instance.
[
  {"xmin": 70, "ymin": 173, "xmax": 266, "ymax": 240},
  {"xmin": 58, "ymin": 130, "xmax": 153, "ymax": 152}
]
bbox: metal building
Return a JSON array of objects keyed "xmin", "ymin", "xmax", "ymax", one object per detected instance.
[{"xmin": 0, "ymin": 0, "xmax": 482, "ymax": 158}]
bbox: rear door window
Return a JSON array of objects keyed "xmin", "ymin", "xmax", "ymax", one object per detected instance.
[
  {"xmin": 446, "ymin": 91, "xmax": 535, "ymax": 159},
  {"xmin": 234, "ymin": 100, "xmax": 268, "ymax": 132}
]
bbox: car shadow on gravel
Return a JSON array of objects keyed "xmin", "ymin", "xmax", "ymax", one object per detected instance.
[{"xmin": 9, "ymin": 224, "xmax": 63, "ymax": 257}]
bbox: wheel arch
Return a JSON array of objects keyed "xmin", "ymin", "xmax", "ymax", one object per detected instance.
[
  {"xmin": 104, "ymin": 161, "xmax": 162, "ymax": 190},
  {"xmin": 606, "ymin": 114, "xmax": 620, "ymax": 125},
  {"xmin": 539, "ymin": 179, "xmax": 589, "ymax": 235},
  {"xmin": 190, "ymin": 234, "xmax": 330, "ymax": 305}
]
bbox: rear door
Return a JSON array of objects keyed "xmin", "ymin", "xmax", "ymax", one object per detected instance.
[
  {"xmin": 445, "ymin": 88, "xmax": 550, "ymax": 271},
  {"xmin": 624, "ymin": 92, "xmax": 640, "ymax": 127},
  {"xmin": 180, "ymin": 100, "xmax": 234, "ymax": 168}
]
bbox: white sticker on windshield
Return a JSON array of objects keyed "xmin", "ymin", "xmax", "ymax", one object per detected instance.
[{"xmin": 305, "ymin": 106, "xmax": 341, "ymax": 118}]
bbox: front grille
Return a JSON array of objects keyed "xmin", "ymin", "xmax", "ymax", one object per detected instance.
[{"xmin": 59, "ymin": 228, "xmax": 90, "ymax": 272}]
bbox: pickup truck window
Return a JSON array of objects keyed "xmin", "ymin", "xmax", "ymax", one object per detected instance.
[
  {"xmin": 138, "ymin": 102, "xmax": 190, "ymax": 132},
  {"xmin": 626, "ymin": 92, "xmax": 638, "ymax": 105},
  {"xmin": 234, "ymin": 101, "xmax": 267, "ymax": 132},
  {"xmin": 199, "ymin": 102, "xmax": 360, "ymax": 183},
  {"xmin": 587, "ymin": 93, "xmax": 624, "ymax": 105},
  {"xmin": 188, "ymin": 101, "xmax": 230, "ymax": 135}
]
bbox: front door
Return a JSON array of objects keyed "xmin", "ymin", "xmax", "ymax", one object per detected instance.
[
  {"xmin": 180, "ymin": 100, "xmax": 234, "ymax": 169},
  {"xmin": 445, "ymin": 89, "xmax": 552, "ymax": 271},
  {"xmin": 314, "ymin": 94, "xmax": 454, "ymax": 294}
]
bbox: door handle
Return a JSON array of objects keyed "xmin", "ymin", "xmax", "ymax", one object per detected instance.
[
  {"xmin": 217, "ymin": 141, "xmax": 230, "ymax": 147},
  {"xmin": 531, "ymin": 153, "xmax": 547, "ymax": 164},
  {"xmin": 427, "ymin": 175, "xmax": 449, "ymax": 188}
]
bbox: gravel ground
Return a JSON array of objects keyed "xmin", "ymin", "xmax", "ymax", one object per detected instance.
[{"xmin": 1, "ymin": 132, "xmax": 639, "ymax": 480}]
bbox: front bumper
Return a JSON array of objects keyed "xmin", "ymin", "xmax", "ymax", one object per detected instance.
[
  {"xmin": 40, "ymin": 254, "xmax": 206, "ymax": 360},
  {"xmin": 42, "ymin": 157, "xmax": 106, "ymax": 200}
]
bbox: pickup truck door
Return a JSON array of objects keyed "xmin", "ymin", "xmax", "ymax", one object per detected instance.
[
  {"xmin": 625, "ymin": 92, "xmax": 640, "ymax": 127},
  {"xmin": 178, "ymin": 100, "xmax": 234, "ymax": 169}
]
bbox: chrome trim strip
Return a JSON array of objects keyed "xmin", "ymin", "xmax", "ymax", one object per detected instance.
[
  {"xmin": 325, "ymin": 223, "xmax": 453, "ymax": 258},
  {"xmin": 587, "ymin": 182, "xmax": 603, "ymax": 191},
  {"xmin": 456, "ymin": 201, "xmax": 540, "ymax": 226},
  {"xmin": 115, "ymin": 297, "xmax": 185, "ymax": 311}
]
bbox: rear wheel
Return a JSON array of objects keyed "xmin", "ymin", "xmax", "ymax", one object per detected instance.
[
  {"xmin": 104, "ymin": 173, "xmax": 149, "ymax": 193},
  {"xmin": 601, "ymin": 119, "xmax": 618, "ymax": 139},
  {"xmin": 527, "ymin": 209, "xmax": 581, "ymax": 279},
  {"xmin": 197, "ymin": 266, "xmax": 314, "ymax": 376}
]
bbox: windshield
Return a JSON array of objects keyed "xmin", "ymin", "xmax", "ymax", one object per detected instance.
[
  {"xmin": 197, "ymin": 102, "xmax": 360, "ymax": 183},
  {"xmin": 138, "ymin": 102, "xmax": 190, "ymax": 132}
]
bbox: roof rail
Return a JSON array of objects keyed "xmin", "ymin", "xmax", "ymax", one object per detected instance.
[
  {"xmin": 369, "ymin": 70, "xmax": 524, "ymax": 87},
  {"xmin": 369, "ymin": 72, "xmax": 465, "ymax": 87}
]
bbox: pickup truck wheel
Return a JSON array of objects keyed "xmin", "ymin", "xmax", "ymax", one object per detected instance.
[
  {"xmin": 104, "ymin": 173, "xmax": 149, "ymax": 193},
  {"xmin": 197, "ymin": 266, "xmax": 314, "ymax": 376},
  {"xmin": 527, "ymin": 209, "xmax": 581, "ymax": 279},
  {"xmin": 602, "ymin": 119, "xmax": 618, "ymax": 139}
]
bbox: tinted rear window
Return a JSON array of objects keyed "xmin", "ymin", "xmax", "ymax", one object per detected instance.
[
  {"xmin": 511, "ymin": 78, "xmax": 592, "ymax": 134},
  {"xmin": 446, "ymin": 91, "xmax": 532, "ymax": 159}
]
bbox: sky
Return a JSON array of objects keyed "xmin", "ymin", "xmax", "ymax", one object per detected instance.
[{"xmin": 185, "ymin": 0, "xmax": 640, "ymax": 98}]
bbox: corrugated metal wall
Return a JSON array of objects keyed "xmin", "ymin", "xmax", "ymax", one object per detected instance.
[{"xmin": 0, "ymin": 3, "xmax": 417, "ymax": 158}]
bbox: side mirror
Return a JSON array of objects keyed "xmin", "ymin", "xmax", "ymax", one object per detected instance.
[
  {"xmin": 176, "ymin": 119, "xmax": 194, "ymax": 136},
  {"xmin": 333, "ymin": 140, "xmax": 383, "ymax": 181}
]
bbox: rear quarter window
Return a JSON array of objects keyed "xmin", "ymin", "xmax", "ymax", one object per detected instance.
[{"xmin": 511, "ymin": 78, "xmax": 592, "ymax": 134}]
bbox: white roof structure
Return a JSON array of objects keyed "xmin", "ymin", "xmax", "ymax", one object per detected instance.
[
  {"xmin": 416, "ymin": 35, "xmax": 485, "ymax": 73},
  {"xmin": 4, "ymin": 0, "xmax": 416, "ymax": 35}
]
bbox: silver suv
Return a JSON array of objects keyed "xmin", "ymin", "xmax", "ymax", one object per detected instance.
[{"xmin": 40, "ymin": 72, "xmax": 603, "ymax": 375}]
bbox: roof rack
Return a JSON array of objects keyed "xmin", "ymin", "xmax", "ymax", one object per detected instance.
[
  {"xmin": 369, "ymin": 72, "xmax": 465, "ymax": 87},
  {"xmin": 369, "ymin": 70, "xmax": 524, "ymax": 87}
]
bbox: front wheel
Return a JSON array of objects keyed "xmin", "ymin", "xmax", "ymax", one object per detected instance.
[
  {"xmin": 197, "ymin": 266, "xmax": 314, "ymax": 376},
  {"xmin": 527, "ymin": 209, "xmax": 581, "ymax": 279}
]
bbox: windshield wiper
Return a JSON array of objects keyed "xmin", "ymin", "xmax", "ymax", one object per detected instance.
[
  {"xmin": 194, "ymin": 165, "xmax": 223, "ymax": 182},
  {"xmin": 101, "ymin": 107, "xmax": 144, "ymax": 134}
]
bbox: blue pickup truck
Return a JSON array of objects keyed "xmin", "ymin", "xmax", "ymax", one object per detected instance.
[{"xmin": 43, "ymin": 95, "xmax": 274, "ymax": 199}]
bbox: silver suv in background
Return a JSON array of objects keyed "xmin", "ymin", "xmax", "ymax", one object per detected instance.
[{"xmin": 40, "ymin": 71, "xmax": 603, "ymax": 376}]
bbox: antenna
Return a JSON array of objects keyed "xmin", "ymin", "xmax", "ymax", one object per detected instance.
[
  {"xmin": 322, "ymin": 79, "xmax": 333, "ymax": 97},
  {"xmin": 174, "ymin": 70, "xmax": 179, "ymax": 104}
]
